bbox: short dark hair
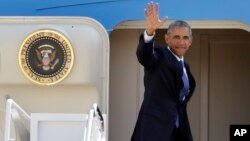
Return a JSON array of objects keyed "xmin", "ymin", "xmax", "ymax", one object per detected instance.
[{"xmin": 167, "ymin": 20, "xmax": 192, "ymax": 36}]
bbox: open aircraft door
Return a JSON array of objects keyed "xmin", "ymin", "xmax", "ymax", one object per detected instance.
[{"xmin": 0, "ymin": 17, "xmax": 109, "ymax": 141}]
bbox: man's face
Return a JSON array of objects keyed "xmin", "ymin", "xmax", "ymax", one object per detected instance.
[{"xmin": 165, "ymin": 26, "xmax": 192, "ymax": 58}]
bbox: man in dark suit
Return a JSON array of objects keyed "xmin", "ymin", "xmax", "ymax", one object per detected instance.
[{"xmin": 131, "ymin": 2, "xmax": 196, "ymax": 141}]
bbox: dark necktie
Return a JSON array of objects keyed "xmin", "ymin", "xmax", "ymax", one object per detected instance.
[
  {"xmin": 176, "ymin": 60, "xmax": 190, "ymax": 128},
  {"xmin": 179, "ymin": 60, "xmax": 190, "ymax": 102}
]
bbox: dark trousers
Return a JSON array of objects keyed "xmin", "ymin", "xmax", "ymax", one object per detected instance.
[{"xmin": 131, "ymin": 126, "xmax": 185, "ymax": 141}]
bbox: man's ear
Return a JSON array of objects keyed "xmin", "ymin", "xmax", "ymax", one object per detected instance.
[
  {"xmin": 164, "ymin": 33, "xmax": 169, "ymax": 44},
  {"xmin": 189, "ymin": 36, "xmax": 193, "ymax": 45}
]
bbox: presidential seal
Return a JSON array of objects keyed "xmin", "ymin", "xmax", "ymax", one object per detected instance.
[{"xmin": 19, "ymin": 29, "xmax": 74, "ymax": 85}]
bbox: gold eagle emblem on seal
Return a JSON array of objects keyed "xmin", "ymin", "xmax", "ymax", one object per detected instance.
[{"xmin": 19, "ymin": 29, "xmax": 74, "ymax": 85}]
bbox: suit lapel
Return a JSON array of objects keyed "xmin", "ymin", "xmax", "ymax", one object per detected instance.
[{"xmin": 165, "ymin": 48, "xmax": 184, "ymax": 98}]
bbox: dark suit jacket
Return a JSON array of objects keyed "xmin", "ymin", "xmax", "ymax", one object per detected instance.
[{"xmin": 131, "ymin": 34, "xmax": 196, "ymax": 141}]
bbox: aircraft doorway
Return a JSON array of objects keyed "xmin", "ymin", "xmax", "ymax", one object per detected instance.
[{"xmin": 109, "ymin": 20, "xmax": 250, "ymax": 141}]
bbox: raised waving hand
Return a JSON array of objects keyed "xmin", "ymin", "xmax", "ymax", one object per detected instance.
[{"xmin": 145, "ymin": 2, "xmax": 168, "ymax": 35}]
